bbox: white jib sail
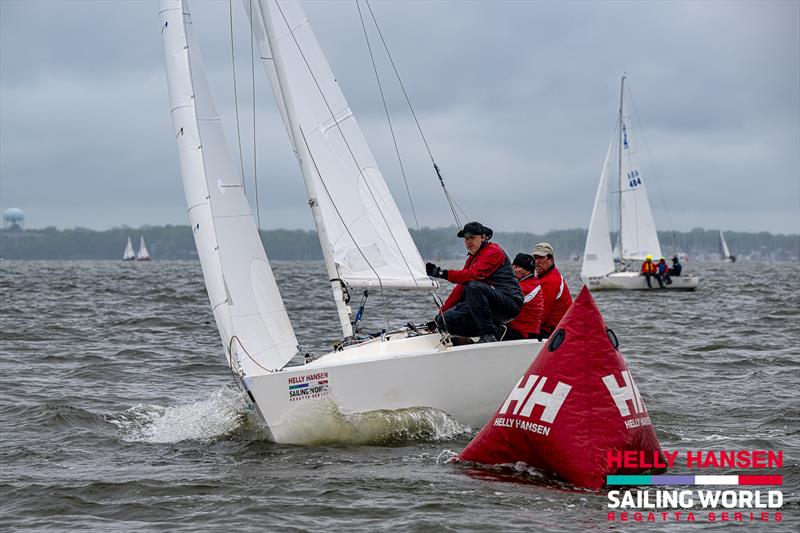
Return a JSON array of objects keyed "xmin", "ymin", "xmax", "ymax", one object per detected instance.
[
  {"xmin": 619, "ymin": 118, "xmax": 662, "ymax": 261},
  {"xmin": 137, "ymin": 236, "xmax": 151, "ymax": 260},
  {"xmin": 719, "ymin": 230, "xmax": 731, "ymax": 259},
  {"xmin": 254, "ymin": 0, "xmax": 433, "ymax": 290},
  {"xmin": 581, "ymin": 138, "xmax": 615, "ymax": 278},
  {"xmin": 160, "ymin": 0, "xmax": 297, "ymax": 373},
  {"xmin": 123, "ymin": 237, "xmax": 135, "ymax": 260}
]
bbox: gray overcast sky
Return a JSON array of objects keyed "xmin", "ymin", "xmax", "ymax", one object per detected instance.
[{"xmin": 1, "ymin": 0, "xmax": 798, "ymax": 233}]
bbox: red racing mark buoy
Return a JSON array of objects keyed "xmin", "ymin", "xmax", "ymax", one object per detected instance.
[{"xmin": 457, "ymin": 286, "xmax": 665, "ymax": 490}]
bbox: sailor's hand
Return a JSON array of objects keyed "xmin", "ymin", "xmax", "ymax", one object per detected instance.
[
  {"xmin": 425, "ymin": 320, "xmax": 438, "ymax": 332},
  {"xmin": 425, "ymin": 262, "xmax": 447, "ymax": 279}
]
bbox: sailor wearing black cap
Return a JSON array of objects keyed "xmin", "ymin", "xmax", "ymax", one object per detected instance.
[
  {"xmin": 504, "ymin": 253, "xmax": 544, "ymax": 341},
  {"xmin": 425, "ymin": 222, "xmax": 522, "ymax": 343}
]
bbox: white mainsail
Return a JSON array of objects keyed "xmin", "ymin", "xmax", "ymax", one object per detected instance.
[
  {"xmin": 618, "ymin": 118, "xmax": 662, "ymax": 261},
  {"xmin": 252, "ymin": 0, "xmax": 433, "ymax": 291},
  {"xmin": 123, "ymin": 237, "xmax": 136, "ymax": 260},
  {"xmin": 719, "ymin": 230, "xmax": 731, "ymax": 260},
  {"xmin": 160, "ymin": 0, "xmax": 297, "ymax": 372},
  {"xmin": 136, "ymin": 236, "xmax": 151, "ymax": 260},
  {"xmin": 581, "ymin": 139, "xmax": 615, "ymax": 278}
]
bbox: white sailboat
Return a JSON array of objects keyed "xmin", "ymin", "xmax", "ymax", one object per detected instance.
[
  {"xmin": 581, "ymin": 76, "xmax": 699, "ymax": 291},
  {"xmin": 159, "ymin": 0, "xmax": 543, "ymax": 444},
  {"xmin": 136, "ymin": 236, "xmax": 151, "ymax": 261},
  {"xmin": 719, "ymin": 230, "xmax": 736, "ymax": 262},
  {"xmin": 123, "ymin": 237, "xmax": 136, "ymax": 261}
]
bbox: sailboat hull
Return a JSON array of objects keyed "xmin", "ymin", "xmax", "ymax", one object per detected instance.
[
  {"xmin": 582, "ymin": 271, "xmax": 699, "ymax": 291},
  {"xmin": 241, "ymin": 334, "xmax": 543, "ymax": 444}
]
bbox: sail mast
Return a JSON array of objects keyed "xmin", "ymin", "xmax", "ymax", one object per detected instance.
[
  {"xmin": 257, "ymin": 0, "xmax": 353, "ymax": 338},
  {"xmin": 616, "ymin": 75, "xmax": 625, "ymax": 268}
]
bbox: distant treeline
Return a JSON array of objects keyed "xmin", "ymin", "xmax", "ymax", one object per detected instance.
[{"xmin": 1, "ymin": 225, "xmax": 797, "ymax": 261}]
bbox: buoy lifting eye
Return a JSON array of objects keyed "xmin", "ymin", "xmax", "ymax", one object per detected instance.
[
  {"xmin": 548, "ymin": 329, "xmax": 565, "ymax": 352},
  {"xmin": 606, "ymin": 328, "xmax": 619, "ymax": 349}
]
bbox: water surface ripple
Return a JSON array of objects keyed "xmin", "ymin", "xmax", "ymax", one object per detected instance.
[{"xmin": 1, "ymin": 260, "xmax": 798, "ymax": 530}]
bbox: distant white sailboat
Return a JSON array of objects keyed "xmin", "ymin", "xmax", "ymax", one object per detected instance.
[
  {"xmin": 719, "ymin": 230, "xmax": 736, "ymax": 262},
  {"xmin": 123, "ymin": 237, "xmax": 136, "ymax": 261},
  {"xmin": 160, "ymin": 0, "xmax": 543, "ymax": 444},
  {"xmin": 581, "ymin": 76, "xmax": 699, "ymax": 291},
  {"xmin": 136, "ymin": 236, "xmax": 151, "ymax": 261}
]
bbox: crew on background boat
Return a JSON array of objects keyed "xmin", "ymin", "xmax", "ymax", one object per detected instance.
[
  {"xmin": 640, "ymin": 255, "xmax": 663, "ymax": 289},
  {"xmin": 426, "ymin": 222, "xmax": 522, "ymax": 343},
  {"xmin": 657, "ymin": 257, "xmax": 672, "ymax": 285},
  {"xmin": 503, "ymin": 253, "xmax": 543, "ymax": 341},
  {"xmin": 669, "ymin": 256, "xmax": 683, "ymax": 277},
  {"xmin": 532, "ymin": 242, "xmax": 573, "ymax": 337}
]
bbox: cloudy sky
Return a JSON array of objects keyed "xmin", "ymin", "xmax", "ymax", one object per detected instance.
[{"xmin": 1, "ymin": 0, "xmax": 798, "ymax": 234}]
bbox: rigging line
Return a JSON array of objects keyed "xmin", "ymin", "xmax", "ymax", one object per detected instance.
[
  {"xmin": 625, "ymin": 81, "xmax": 677, "ymax": 252},
  {"xmin": 356, "ymin": 0, "xmax": 420, "ymax": 232},
  {"xmin": 298, "ymin": 124, "xmax": 385, "ymax": 294},
  {"xmin": 365, "ymin": 0, "xmax": 463, "ymax": 227},
  {"xmin": 273, "ymin": 0, "xmax": 422, "ymax": 288},
  {"xmin": 228, "ymin": 0, "xmax": 246, "ymax": 195},
  {"xmin": 250, "ymin": 0, "xmax": 262, "ymax": 231}
]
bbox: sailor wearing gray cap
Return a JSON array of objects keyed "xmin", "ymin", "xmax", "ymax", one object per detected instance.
[
  {"xmin": 531, "ymin": 242, "xmax": 573, "ymax": 337},
  {"xmin": 425, "ymin": 222, "xmax": 521, "ymax": 343}
]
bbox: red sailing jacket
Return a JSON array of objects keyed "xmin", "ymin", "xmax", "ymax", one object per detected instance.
[
  {"xmin": 538, "ymin": 265, "xmax": 573, "ymax": 335},
  {"xmin": 441, "ymin": 242, "xmax": 519, "ymax": 312},
  {"xmin": 508, "ymin": 274, "xmax": 544, "ymax": 337},
  {"xmin": 641, "ymin": 261, "xmax": 657, "ymax": 274}
]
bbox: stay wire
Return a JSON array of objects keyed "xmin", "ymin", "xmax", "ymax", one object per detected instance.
[
  {"xmin": 273, "ymin": 0, "xmax": 421, "ymax": 289},
  {"xmin": 356, "ymin": 0, "xmax": 420, "ymax": 232},
  {"xmin": 626, "ymin": 81, "xmax": 677, "ymax": 253},
  {"xmin": 364, "ymin": 0, "xmax": 464, "ymax": 228},
  {"xmin": 228, "ymin": 0, "xmax": 246, "ymax": 195},
  {"xmin": 250, "ymin": 0, "xmax": 261, "ymax": 231}
]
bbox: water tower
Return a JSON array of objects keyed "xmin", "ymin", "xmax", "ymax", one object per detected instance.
[{"xmin": 2, "ymin": 208, "xmax": 25, "ymax": 230}]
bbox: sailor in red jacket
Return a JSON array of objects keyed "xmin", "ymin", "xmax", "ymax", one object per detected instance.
[
  {"xmin": 426, "ymin": 222, "xmax": 522, "ymax": 343},
  {"xmin": 504, "ymin": 253, "xmax": 544, "ymax": 340},
  {"xmin": 532, "ymin": 242, "xmax": 573, "ymax": 338}
]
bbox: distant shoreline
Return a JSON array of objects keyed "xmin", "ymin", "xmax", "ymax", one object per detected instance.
[{"xmin": 1, "ymin": 226, "xmax": 797, "ymax": 262}]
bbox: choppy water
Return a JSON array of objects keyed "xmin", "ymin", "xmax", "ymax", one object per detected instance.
[{"xmin": 1, "ymin": 259, "xmax": 798, "ymax": 531}]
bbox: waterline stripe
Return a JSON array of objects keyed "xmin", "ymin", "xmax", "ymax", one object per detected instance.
[{"xmin": 607, "ymin": 475, "xmax": 782, "ymax": 486}]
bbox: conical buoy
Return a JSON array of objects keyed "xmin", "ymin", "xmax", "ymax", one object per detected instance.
[{"xmin": 457, "ymin": 286, "xmax": 665, "ymax": 490}]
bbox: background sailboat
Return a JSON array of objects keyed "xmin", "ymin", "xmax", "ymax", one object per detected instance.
[
  {"xmin": 122, "ymin": 237, "xmax": 135, "ymax": 261},
  {"xmin": 135, "ymin": 236, "xmax": 151, "ymax": 261},
  {"xmin": 160, "ymin": 0, "xmax": 543, "ymax": 444},
  {"xmin": 581, "ymin": 76, "xmax": 699, "ymax": 291},
  {"xmin": 719, "ymin": 230, "xmax": 736, "ymax": 262}
]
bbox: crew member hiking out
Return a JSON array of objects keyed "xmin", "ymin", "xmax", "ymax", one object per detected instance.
[
  {"xmin": 503, "ymin": 253, "xmax": 544, "ymax": 341},
  {"xmin": 640, "ymin": 254, "xmax": 663, "ymax": 289},
  {"xmin": 426, "ymin": 222, "xmax": 522, "ymax": 343},
  {"xmin": 669, "ymin": 255, "xmax": 682, "ymax": 277},
  {"xmin": 532, "ymin": 242, "xmax": 573, "ymax": 338}
]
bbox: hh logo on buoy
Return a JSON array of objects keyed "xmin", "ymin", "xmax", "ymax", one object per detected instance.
[
  {"xmin": 498, "ymin": 374, "xmax": 572, "ymax": 423},
  {"xmin": 602, "ymin": 370, "xmax": 653, "ymax": 429},
  {"xmin": 602, "ymin": 370, "xmax": 645, "ymax": 416}
]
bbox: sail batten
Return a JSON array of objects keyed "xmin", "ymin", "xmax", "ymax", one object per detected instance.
[{"xmin": 160, "ymin": 0, "xmax": 297, "ymax": 372}]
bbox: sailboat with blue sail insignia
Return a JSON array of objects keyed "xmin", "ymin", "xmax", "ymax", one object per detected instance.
[
  {"xmin": 581, "ymin": 76, "xmax": 699, "ymax": 291},
  {"xmin": 159, "ymin": 0, "xmax": 544, "ymax": 444}
]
